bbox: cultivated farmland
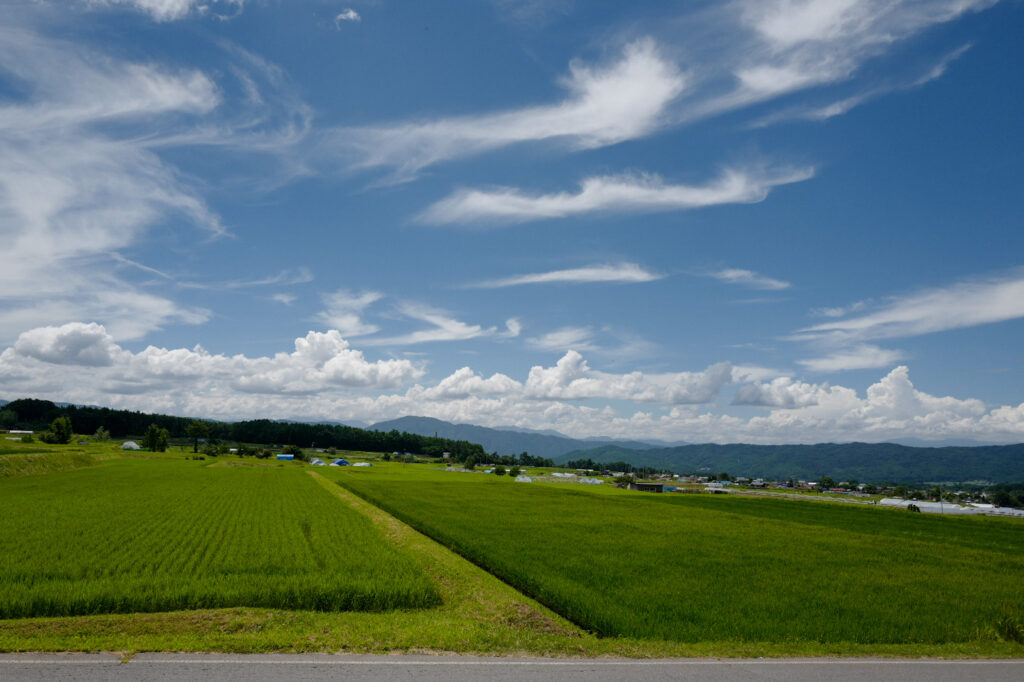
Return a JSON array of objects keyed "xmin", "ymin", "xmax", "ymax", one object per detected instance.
[
  {"xmin": 330, "ymin": 465, "xmax": 1024, "ymax": 646},
  {"xmin": 0, "ymin": 458, "xmax": 440, "ymax": 618}
]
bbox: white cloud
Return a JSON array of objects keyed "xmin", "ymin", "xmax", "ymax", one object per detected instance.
[
  {"xmin": 315, "ymin": 290, "xmax": 383, "ymax": 337},
  {"xmin": 360, "ymin": 302, "xmax": 498, "ymax": 346},
  {"xmin": 798, "ymin": 344, "xmax": 906, "ymax": 372},
  {"xmin": 271, "ymin": 293, "xmax": 297, "ymax": 305},
  {"xmin": 526, "ymin": 327, "xmax": 599, "ymax": 353},
  {"xmin": 5, "ymin": 328, "xmax": 1024, "ymax": 444},
  {"xmin": 4, "ymin": 323, "xmax": 422, "ymax": 395},
  {"xmin": 13, "ymin": 322, "xmax": 122, "ymax": 367},
  {"xmin": 733, "ymin": 377, "xmax": 836, "ymax": 408},
  {"xmin": 419, "ymin": 167, "xmax": 813, "ymax": 224},
  {"xmin": 471, "ymin": 263, "xmax": 662, "ymax": 288},
  {"xmin": 523, "ymin": 351, "xmax": 735, "ymax": 404},
  {"xmin": 0, "ymin": 25, "xmax": 251, "ymax": 343},
  {"xmin": 335, "ymin": 9, "xmax": 361, "ymax": 26},
  {"xmin": 710, "ymin": 267, "xmax": 791, "ymax": 290},
  {"xmin": 811, "ymin": 300, "xmax": 868, "ymax": 318},
  {"xmin": 730, "ymin": 0, "xmax": 995, "ymax": 103},
  {"xmin": 798, "ymin": 271, "xmax": 1024, "ymax": 343},
  {"xmin": 224, "ymin": 268, "xmax": 313, "ymax": 289},
  {"xmin": 93, "ymin": 0, "xmax": 245, "ymax": 22},
  {"xmin": 328, "ymin": 39, "xmax": 685, "ymax": 179}
]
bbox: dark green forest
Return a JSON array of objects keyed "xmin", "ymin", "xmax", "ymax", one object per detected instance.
[{"xmin": 0, "ymin": 399, "xmax": 486, "ymax": 460}]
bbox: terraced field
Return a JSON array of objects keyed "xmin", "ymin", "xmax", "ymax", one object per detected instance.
[
  {"xmin": 0, "ymin": 459, "xmax": 440, "ymax": 618},
  {"xmin": 330, "ymin": 464, "xmax": 1024, "ymax": 645}
]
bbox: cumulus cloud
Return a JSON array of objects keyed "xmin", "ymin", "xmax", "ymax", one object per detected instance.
[
  {"xmin": 471, "ymin": 263, "xmax": 662, "ymax": 288},
  {"xmin": 709, "ymin": 268, "xmax": 791, "ymax": 290},
  {"xmin": 523, "ymin": 351, "xmax": 735, "ymax": 404},
  {"xmin": 13, "ymin": 322, "xmax": 123, "ymax": 367},
  {"xmin": 4, "ymin": 323, "xmax": 422, "ymax": 396},
  {"xmin": 327, "ymin": 39, "xmax": 685, "ymax": 179},
  {"xmin": 4, "ymin": 327, "xmax": 1024, "ymax": 444},
  {"xmin": 419, "ymin": 167, "xmax": 814, "ymax": 225}
]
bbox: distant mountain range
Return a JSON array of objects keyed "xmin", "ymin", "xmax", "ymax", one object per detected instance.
[
  {"xmin": 369, "ymin": 416, "xmax": 670, "ymax": 460},
  {"xmin": 555, "ymin": 442, "xmax": 1024, "ymax": 485}
]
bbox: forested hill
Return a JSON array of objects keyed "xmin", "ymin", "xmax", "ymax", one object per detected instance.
[
  {"xmin": 556, "ymin": 442, "xmax": 1024, "ymax": 484},
  {"xmin": 0, "ymin": 398, "xmax": 486, "ymax": 459},
  {"xmin": 370, "ymin": 416, "xmax": 660, "ymax": 459}
]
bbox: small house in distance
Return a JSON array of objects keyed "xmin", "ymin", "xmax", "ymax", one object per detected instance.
[
  {"xmin": 121, "ymin": 441, "xmax": 141, "ymax": 450},
  {"xmin": 629, "ymin": 482, "xmax": 664, "ymax": 493},
  {"xmin": 276, "ymin": 454, "xmax": 294, "ymax": 461},
  {"xmin": 330, "ymin": 459, "xmax": 350, "ymax": 466}
]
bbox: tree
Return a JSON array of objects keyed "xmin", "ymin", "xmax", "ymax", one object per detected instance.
[
  {"xmin": 142, "ymin": 423, "xmax": 170, "ymax": 452},
  {"xmin": 819, "ymin": 476, "xmax": 837, "ymax": 490},
  {"xmin": 508, "ymin": 466, "xmax": 521, "ymax": 477},
  {"xmin": 494, "ymin": 466, "xmax": 507, "ymax": 476},
  {"xmin": 993, "ymin": 490, "xmax": 1013, "ymax": 507},
  {"xmin": 93, "ymin": 426, "xmax": 111, "ymax": 442},
  {"xmin": 42, "ymin": 416, "xmax": 73, "ymax": 444},
  {"xmin": 186, "ymin": 420, "xmax": 210, "ymax": 453},
  {"xmin": 463, "ymin": 454, "xmax": 478, "ymax": 470},
  {"xmin": 0, "ymin": 409, "xmax": 17, "ymax": 429}
]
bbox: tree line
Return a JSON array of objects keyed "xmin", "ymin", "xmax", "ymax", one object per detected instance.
[{"xmin": 0, "ymin": 399, "xmax": 487, "ymax": 460}]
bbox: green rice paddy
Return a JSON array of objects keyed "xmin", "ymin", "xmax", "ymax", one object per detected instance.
[
  {"xmin": 330, "ymin": 464, "xmax": 1024, "ymax": 645},
  {"xmin": 0, "ymin": 458, "xmax": 440, "ymax": 618}
]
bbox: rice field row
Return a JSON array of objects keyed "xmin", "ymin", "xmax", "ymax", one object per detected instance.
[
  {"xmin": 0, "ymin": 459, "xmax": 440, "ymax": 618},
  {"xmin": 330, "ymin": 464, "xmax": 1024, "ymax": 645}
]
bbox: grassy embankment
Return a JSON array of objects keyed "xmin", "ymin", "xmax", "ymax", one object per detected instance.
[{"xmin": 327, "ymin": 463, "xmax": 1024, "ymax": 655}]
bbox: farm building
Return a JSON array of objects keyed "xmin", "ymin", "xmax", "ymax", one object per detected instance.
[
  {"xmin": 276, "ymin": 454, "xmax": 294, "ymax": 461},
  {"xmin": 629, "ymin": 482, "xmax": 664, "ymax": 493},
  {"xmin": 330, "ymin": 459, "xmax": 350, "ymax": 466},
  {"xmin": 310, "ymin": 458, "xmax": 325, "ymax": 466},
  {"xmin": 121, "ymin": 441, "xmax": 141, "ymax": 450}
]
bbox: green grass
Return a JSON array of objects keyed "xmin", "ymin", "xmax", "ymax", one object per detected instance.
[
  {"xmin": 327, "ymin": 463, "xmax": 1024, "ymax": 647},
  {"xmin": 0, "ymin": 458, "xmax": 440, "ymax": 617}
]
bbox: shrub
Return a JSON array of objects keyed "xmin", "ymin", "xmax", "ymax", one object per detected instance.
[{"xmin": 93, "ymin": 426, "xmax": 111, "ymax": 442}]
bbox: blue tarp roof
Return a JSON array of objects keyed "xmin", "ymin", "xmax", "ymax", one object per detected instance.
[
  {"xmin": 330, "ymin": 459, "xmax": 350, "ymax": 466},
  {"xmin": 276, "ymin": 454, "xmax": 294, "ymax": 460}
]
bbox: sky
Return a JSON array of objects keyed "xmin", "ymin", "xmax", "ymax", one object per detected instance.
[{"xmin": 2, "ymin": 0, "xmax": 1024, "ymax": 444}]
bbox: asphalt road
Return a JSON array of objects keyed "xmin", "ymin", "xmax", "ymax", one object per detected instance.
[{"xmin": 1, "ymin": 654, "xmax": 1022, "ymax": 681}]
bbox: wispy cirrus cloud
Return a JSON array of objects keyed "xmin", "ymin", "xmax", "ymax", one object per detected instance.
[
  {"xmin": 797, "ymin": 271, "xmax": 1024, "ymax": 343},
  {"xmin": 798, "ymin": 344, "xmax": 907, "ymax": 372},
  {"xmin": 709, "ymin": 268, "xmax": 791, "ymax": 291},
  {"xmin": 91, "ymin": 0, "xmax": 246, "ymax": 22},
  {"xmin": 470, "ymin": 262, "xmax": 662, "ymax": 288},
  {"xmin": 326, "ymin": 39, "xmax": 685, "ymax": 180},
  {"xmin": 419, "ymin": 167, "xmax": 813, "ymax": 225}
]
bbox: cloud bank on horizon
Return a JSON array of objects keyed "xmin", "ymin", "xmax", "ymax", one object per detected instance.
[{"xmin": 1, "ymin": 0, "xmax": 1022, "ymax": 443}]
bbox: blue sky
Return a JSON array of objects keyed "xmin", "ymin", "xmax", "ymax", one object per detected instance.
[{"xmin": 2, "ymin": 0, "xmax": 1024, "ymax": 443}]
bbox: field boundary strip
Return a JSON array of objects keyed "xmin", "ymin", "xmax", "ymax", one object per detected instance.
[{"xmin": 307, "ymin": 472, "xmax": 583, "ymax": 639}]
